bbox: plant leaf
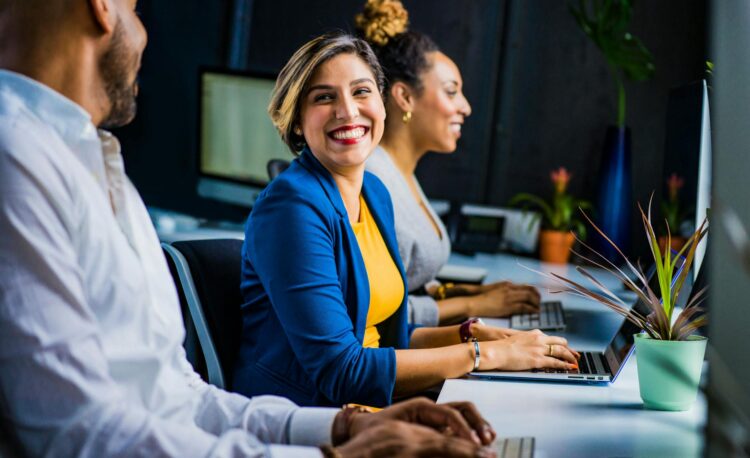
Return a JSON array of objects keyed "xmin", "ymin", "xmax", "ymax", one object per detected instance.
[{"xmin": 509, "ymin": 193, "xmax": 555, "ymax": 228}]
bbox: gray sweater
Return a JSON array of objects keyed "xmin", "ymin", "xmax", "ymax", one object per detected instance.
[{"xmin": 366, "ymin": 147, "xmax": 451, "ymax": 326}]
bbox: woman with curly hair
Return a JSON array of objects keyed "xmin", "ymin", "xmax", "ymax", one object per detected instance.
[{"xmin": 359, "ymin": 0, "xmax": 542, "ymax": 327}]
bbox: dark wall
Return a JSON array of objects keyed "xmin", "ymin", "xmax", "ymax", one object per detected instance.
[
  {"xmin": 117, "ymin": 0, "xmax": 708, "ymax": 253},
  {"xmin": 462, "ymin": 0, "xmax": 707, "ymax": 258},
  {"xmin": 118, "ymin": 0, "xmax": 507, "ymax": 222},
  {"xmin": 115, "ymin": 0, "xmax": 240, "ymax": 220}
]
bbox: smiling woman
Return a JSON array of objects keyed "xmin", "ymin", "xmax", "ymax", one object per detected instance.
[
  {"xmin": 359, "ymin": 0, "xmax": 545, "ymax": 327},
  {"xmin": 233, "ymin": 32, "xmax": 578, "ymax": 408},
  {"xmin": 299, "ymin": 53, "xmax": 385, "ymax": 181}
]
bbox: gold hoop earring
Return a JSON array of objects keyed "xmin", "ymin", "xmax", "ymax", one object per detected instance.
[{"xmin": 402, "ymin": 111, "xmax": 412, "ymax": 124}]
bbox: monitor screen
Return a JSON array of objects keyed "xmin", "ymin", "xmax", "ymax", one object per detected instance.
[
  {"xmin": 199, "ymin": 69, "xmax": 291, "ymax": 193},
  {"xmin": 662, "ymin": 79, "xmax": 711, "ymax": 278}
]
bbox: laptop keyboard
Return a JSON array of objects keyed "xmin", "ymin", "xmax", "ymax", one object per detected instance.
[
  {"xmin": 530, "ymin": 352, "xmax": 601, "ymax": 375},
  {"xmin": 510, "ymin": 301, "xmax": 565, "ymax": 331},
  {"xmin": 495, "ymin": 437, "xmax": 535, "ymax": 458},
  {"xmin": 576, "ymin": 352, "xmax": 593, "ymax": 374}
]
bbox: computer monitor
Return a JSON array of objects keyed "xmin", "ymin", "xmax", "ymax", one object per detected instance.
[
  {"xmin": 707, "ymin": 1, "xmax": 750, "ymax": 455},
  {"xmin": 197, "ymin": 68, "xmax": 291, "ymax": 207},
  {"xmin": 662, "ymin": 79, "xmax": 712, "ymax": 278},
  {"xmin": 695, "ymin": 80, "xmax": 712, "ymax": 277}
]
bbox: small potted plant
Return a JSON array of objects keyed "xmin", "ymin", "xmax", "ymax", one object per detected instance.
[
  {"xmin": 660, "ymin": 172, "xmax": 689, "ymax": 253},
  {"xmin": 510, "ymin": 167, "xmax": 592, "ymax": 264},
  {"xmin": 536, "ymin": 199, "xmax": 708, "ymax": 411}
]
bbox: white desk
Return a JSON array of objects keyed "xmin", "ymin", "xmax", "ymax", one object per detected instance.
[
  {"xmin": 449, "ymin": 252, "xmax": 638, "ymax": 351},
  {"xmin": 439, "ymin": 253, "xmax": 706, "ymax": 457}
]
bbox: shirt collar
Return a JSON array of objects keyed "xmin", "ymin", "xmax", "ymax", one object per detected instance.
[
  {"xmin": 0, "ymin": 69, "xmax": 99, "ymax": 148},
  {"xmin": 298, "ymin": 147, "xmax": 350, "ymax": 219}
]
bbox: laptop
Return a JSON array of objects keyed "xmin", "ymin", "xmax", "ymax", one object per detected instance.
[
  {"xmin": 472, "ymin": 303, "xmax": 643, "ymax": 383},
  {"xmin": 510, "ymin": 300, "xmax": 566, "ymax": 331},
  {"xmin": 471, "ymin": 257, "xmax": 686, "ymax": 384},
  {"xmin": 507, "ymin": 253, "xmax": 679, "ymax": 333}
]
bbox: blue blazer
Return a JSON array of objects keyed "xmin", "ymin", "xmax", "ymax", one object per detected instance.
[{"xmin": 232, "ymin": 148, "xmax": 412, "ymax": 407}]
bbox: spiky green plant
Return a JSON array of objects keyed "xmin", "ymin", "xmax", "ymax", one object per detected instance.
[{"xmin": 532, "ymin": 198, "xmax": 708, "ymax": 341}]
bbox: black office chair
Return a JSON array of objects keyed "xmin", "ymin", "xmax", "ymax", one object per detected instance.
[
  {"xmin": 266, "ymin": 159, "xmax": 290, "ymax": 181},
  {"xmin": 162, "ymin": 239, "xmax": 244, "ymax": 390}
]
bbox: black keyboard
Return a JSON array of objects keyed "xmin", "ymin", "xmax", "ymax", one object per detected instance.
[
  {"xmin": 530, "ymin": 351, "xmax": 597, "ymax": 375},
  {"xmin": 578, "ymin": 352, "xmax": 594, "ymax": 374}
]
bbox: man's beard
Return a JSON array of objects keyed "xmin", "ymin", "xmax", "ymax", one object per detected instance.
[{"xmin": 99, "ymin": 20, "xmax": 140, "ymax": 129}]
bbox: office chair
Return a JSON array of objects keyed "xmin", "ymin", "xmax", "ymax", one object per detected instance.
[
  {"xmin": 266, "ymin": 159, "xmax": 290, "ymax": 181},
  {"xmin": 162, "ymin": 244, "xmax": 208, "ymax": 380},
  {"xmin": 162, "ymin": 239, "xmax": 244, "ymax": 390}
]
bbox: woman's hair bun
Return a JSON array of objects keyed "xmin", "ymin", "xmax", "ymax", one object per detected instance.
[{"xmin": 355, "ymin": 0, "xmax": 409, "ymax": 47}]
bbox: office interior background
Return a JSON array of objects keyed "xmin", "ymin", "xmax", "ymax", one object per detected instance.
[
  {"xmin": 113, "ymin": 0, "xmax": 749, "ymax": 454},
  {"xmin": 119, "ymin": 1, "xmax": 704, "ymax": 248}
]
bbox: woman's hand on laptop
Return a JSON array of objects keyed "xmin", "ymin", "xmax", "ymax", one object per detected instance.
[
  {"xmin": 466, "ymin": 283, "xmax": 541, "ymax": 318},
  {"xmin": 478, "ymin": 330, "xmax": 580, "ymax": 371}
]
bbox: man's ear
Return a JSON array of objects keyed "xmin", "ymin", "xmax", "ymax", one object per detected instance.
[
  {"xmin": 390, "ymin": 81, "xmax": 416, "ymax": 113},
  {"xmin": 87, "ymin": 0, "xmax": 116, "ymax": 34}
]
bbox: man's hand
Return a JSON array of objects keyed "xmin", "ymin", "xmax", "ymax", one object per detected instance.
[
  {"xmin": 348, "ymin": 398, "xmax": 496, "ymax": 446},
  {"xmin": 334, "ymin": 420, "xmax": 494, "ymax": 458}
]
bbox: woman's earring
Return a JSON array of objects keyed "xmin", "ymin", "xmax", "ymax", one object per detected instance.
[
  {"xmin": 293, "ymin": 126, "xmax": 302, "ymax": 135},
  {"xmin": 402, "ymin": 111, "xmax": 412, "ymax": 124}
]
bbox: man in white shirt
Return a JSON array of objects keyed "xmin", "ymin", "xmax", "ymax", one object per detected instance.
[{"xmin": 0, "ymin": 0, "xmax": 497, "ymax": 457}]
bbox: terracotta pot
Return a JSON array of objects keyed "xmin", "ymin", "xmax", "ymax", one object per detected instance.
[
  {"xmin": 539, "ymin": 230, "xmax": 575, "ymax": 264},
  {"xmin": 658, "ymin": 235, "xmax": 687, "ymax": 255}
]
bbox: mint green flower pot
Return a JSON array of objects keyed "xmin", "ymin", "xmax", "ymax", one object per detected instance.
[{"xmin": 634, "ymin": 333, "xmax": 707, "ymax": 411}]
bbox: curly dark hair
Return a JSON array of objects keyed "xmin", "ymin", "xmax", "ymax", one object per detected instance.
[{"xmin": 355, "ymin": 0, "xmax": 439, "ymax": 95}]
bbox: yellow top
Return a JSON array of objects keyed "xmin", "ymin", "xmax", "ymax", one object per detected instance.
[{"xmin": 351, "ymin": 195, "xmax": 404, "ymax": 348}]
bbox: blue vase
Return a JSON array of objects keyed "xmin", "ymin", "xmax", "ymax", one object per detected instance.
[{"xmin": 595, "ymin": 125, "xmax": 632, "ymax": 262}]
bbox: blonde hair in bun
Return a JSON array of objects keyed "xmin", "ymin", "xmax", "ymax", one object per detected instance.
[{"xmin": 355, "ymin": 0, "xmax": 409, "ymax": 47}]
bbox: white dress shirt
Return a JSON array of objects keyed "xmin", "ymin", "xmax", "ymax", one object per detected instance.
[{"xmin": 0, "ymin": 69, "xmax": 336, "ymax": 457}]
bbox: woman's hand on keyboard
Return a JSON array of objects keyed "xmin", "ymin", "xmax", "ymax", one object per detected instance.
[
  {"xmin": 466, "ymin": 283, "xmax": 541, "ymax": 318},
  {"xmin": 478, "ymin": 330, "xmax": 580, "ymax": 371}
]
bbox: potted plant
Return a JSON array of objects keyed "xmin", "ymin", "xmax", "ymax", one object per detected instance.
[
  {"xmin": 536, "ymin": 200, "xmax": 708, "ymax": 411},
  {"xmin": 569, "ymin": 0, "xmax": 655, "ymax": 261},
  {"xmin": 659, "ymin": 172, "xmax": 689, "ymax": 253},
  {"xmin": 510, "ymin": 167, "xmax": 592, "ymax": 264}
]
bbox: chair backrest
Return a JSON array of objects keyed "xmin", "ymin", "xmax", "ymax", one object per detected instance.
[
  {"xmin": 266, "ymin": 159, "xmax": 290, "ymax": 181},
  {"xmin": 162, "ymin": 245, "xmax": 207, "ymax": 380},
  {"xmin": 162, "ymin": 239, "xmax": 243, "ymax": 390}
]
